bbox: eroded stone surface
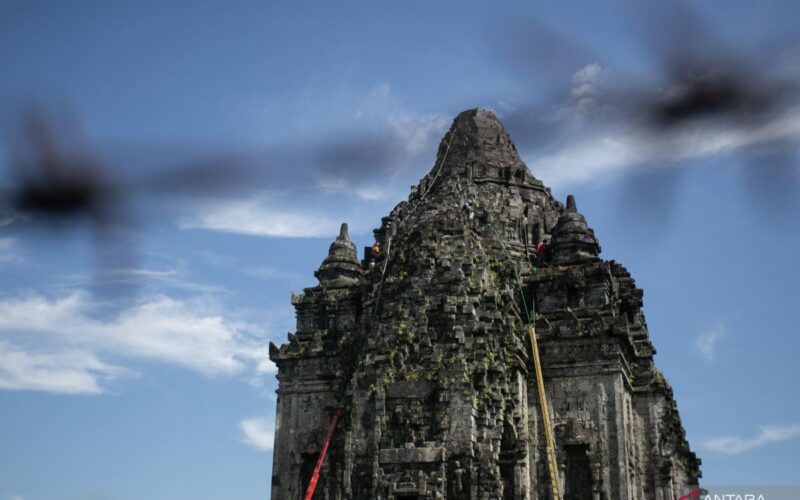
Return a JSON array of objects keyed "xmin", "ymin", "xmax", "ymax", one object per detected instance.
[{"xmin": 269, "ymin": 109, "xmax": 700, "ymax": 499}]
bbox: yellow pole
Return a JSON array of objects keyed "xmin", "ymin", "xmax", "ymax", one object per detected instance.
[{"xmin": 528, "ymin": 323, "xmax": 561, "ymax": 500}]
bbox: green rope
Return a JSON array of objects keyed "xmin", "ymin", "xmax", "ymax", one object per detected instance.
[
  {"xmin": 508, "ymin": 175, "xmax": 539, "ymax": 275},
  {"xmin": 485, "ymin": 222, "xmax": 534, "ymax": 325}
]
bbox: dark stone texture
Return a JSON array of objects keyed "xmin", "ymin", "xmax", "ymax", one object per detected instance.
[{"xmin": 269, "ymin": 108, "xmax": 700, "ymax": 499}]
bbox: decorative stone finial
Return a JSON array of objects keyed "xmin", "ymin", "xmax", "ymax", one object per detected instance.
[
  {"xmin": 566, "ymin": 194, "xmax": 577, "ymax": 212},
  {"xmin": 550, "ymin": 195, "xmax": 601, "ymax": 265},
  {"xmin": 314, "ymin": 222, "xmax": 362, "ymax": 286}
]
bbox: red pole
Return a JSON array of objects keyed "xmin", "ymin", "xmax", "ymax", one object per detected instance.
[{"xmin": 303, "ymin": 410, "xmax": 341, "ymax": 500}]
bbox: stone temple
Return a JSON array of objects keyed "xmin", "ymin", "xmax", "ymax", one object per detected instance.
[{"xmin": 269, "ymin": 109, "xmax": 701, "ymax": 499}]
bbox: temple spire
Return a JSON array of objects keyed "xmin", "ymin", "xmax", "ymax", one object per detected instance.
[
  {"xmin": 314, "ymin": 222, "xmax": 362, "ymax": 286},
  {"xmin": 419, "ymin": 108, "xmax": 538, "ymax": 187},
  {"xmin": 550, "ymin": 194, "xmax": 601, "ymax": 264}
]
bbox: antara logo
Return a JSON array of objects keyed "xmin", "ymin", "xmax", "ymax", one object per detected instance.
[{"xmin": 678, "ymin": 489, "xmax": 767, "ymax": 500}]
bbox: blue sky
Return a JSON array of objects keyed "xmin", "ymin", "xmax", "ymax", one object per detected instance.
[{"xmin": 1, "ymin": 1, "xmax": 799, "ymax": 499}]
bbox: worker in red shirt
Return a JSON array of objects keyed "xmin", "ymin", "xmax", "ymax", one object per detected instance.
[{"xmin": 535, "ymin": 237, "xmax": 549, "ymax": 267}]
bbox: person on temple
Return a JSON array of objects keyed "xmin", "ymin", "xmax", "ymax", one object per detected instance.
[
  {"xmin": 463, "ymin": 199, "xmax": 474, "ymax": 220},
  {"xmin": 535, "ymin": 237, "xmax": 549, "ymax": 267}
]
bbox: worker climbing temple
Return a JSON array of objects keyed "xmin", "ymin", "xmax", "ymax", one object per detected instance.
[{"xmin": 269, "ymin": 108, "xmax": 701, "ymax": 499}]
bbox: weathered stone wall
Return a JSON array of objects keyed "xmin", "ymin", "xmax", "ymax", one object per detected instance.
[{"xmin": 270, "ymin": 109, "xmax": 700, "ymax": 499}]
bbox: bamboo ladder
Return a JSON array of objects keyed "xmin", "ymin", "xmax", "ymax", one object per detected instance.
[{"xmin": 489, "ymin": 223, "xmax": 562, "ymax": 500}]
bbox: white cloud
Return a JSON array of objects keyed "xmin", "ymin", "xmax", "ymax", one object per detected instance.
[
  {"xmin": 702, "ymin": 423, "xmax": 800, "ymax": 454},
  {"xmin": 0, "ymin": 290, "xmax": 276, "ymax": 394},
  {"xmin": 179, "ymin": 194, "xmax": 345, "ymax": 238},
  {"xmin": 7, "ymin": 494, "xmax": 25, "ymax": 500},
  {"xmin": 316, "ymin": 178, "xmax": 388, "ymax": 202},
  {"xmin": 572, "ymin": 63, "xmax": 608, "ymax": 86},
  {"xmin": 97, "ymin": 268, "xmax": 178, "ymax": 280},
  {"xmin": 336, "ymin": 82, "xmax": 447, "ymax": 189},
  {"xmin": 179, "ymin": 83, "xmax": 447, "ymax": 236},
  {"xmin": 0, "ymin": 237, "xmax": 21, "ymax": 265},
  {"xmin": 240, "ymin": 416, "xmax": 275, "ymax": 451},
  {"xmin": 363, "ymin": 83, "xmax": 449, "ymax": 161},
  {"xmin": 84, "ymin": 267, "xmax": 231, "ymax": 295},
  {"xmin": 254, "ymin": 358, "xmax": 276, "ymax": 376},
  {"xmin": 527, "ymin": 110, "xmax": 800, "ymax": 188},
  {"xmin": 693, "ymin": 322, "xmax": 725, "ymax": 361},
  {"xmin": 511, "ymin": 61, "xmax": 800, "ymax": 189},
  {"xmin": 244, "ymin": 266, "xmax": 304, "ymax": 285},
  {"xmin": 355, "ymin": 82, "xmax": 448, "ymax": 141},
  {"xmin": 0, "ymin": 212, "xmax": 24, "ymax": 227},
  {"xmin": 353, "ymin": 187, "xmax": 385, "ymax": 201},
  {"xmin": 0, "ymin": 340, "xmax": 130, "ymax": 395},
  {"xmin": 385, "ymin": 107, "xmax": 449, "ymax": 159},
  {"xmin": 570, "ymin": 63, "xmax": 609, "ymax": 114}
]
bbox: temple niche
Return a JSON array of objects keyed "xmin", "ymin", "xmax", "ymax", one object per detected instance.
[{"xmin": 269, "ymin": 109, "xmax": 700, "ymax": 499}]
